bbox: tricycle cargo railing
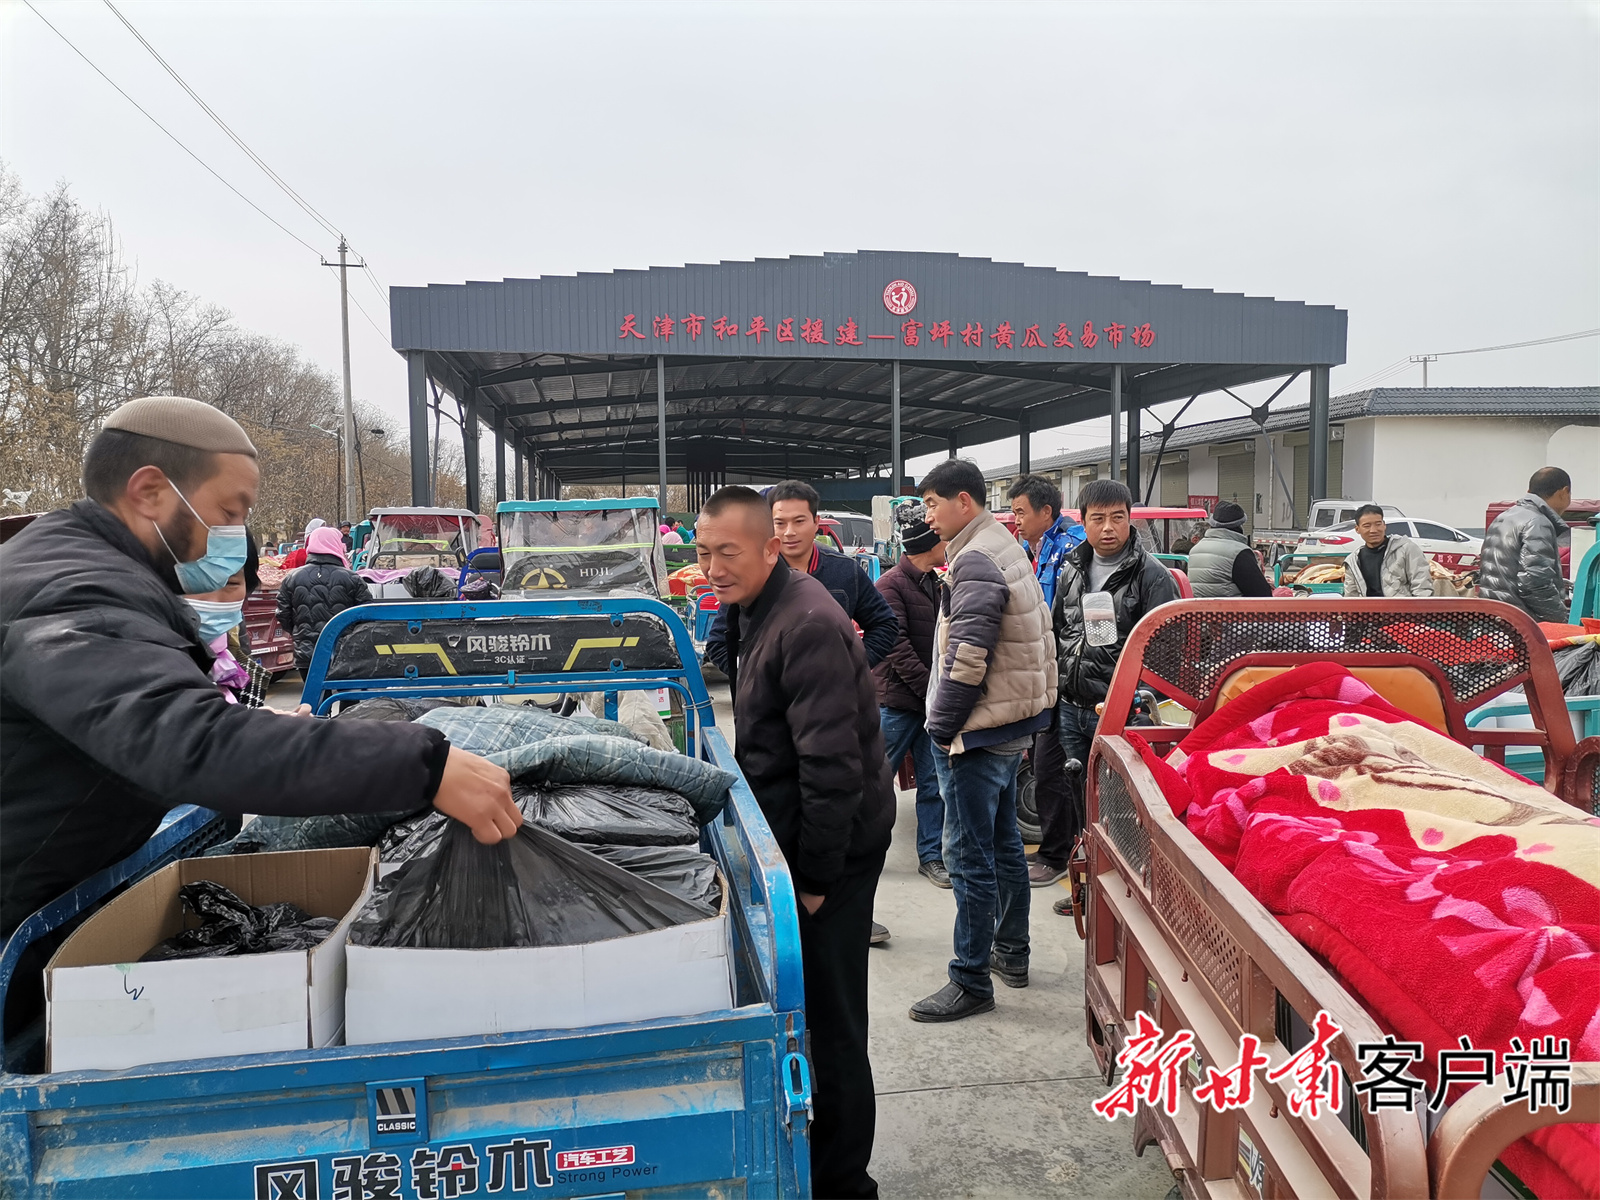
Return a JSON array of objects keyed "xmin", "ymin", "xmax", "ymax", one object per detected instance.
[
  {"xmin": 1084, "ymin": 598, "xmax": 1597, "ymax": 1200},
  {"xmin": 0, "ymin": 596, "xmax": 811, "ymax": 1198}
]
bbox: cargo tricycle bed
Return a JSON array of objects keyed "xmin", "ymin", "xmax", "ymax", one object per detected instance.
[
  {"xmin": 1082, "ymin": 598, "xmax": 1598, "ymax": 1200},
  {"xmin": 0, "ymin": 596, "xmax": 812, "ymax": 1199}
]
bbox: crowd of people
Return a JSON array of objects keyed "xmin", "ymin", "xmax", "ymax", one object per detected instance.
[
  {"xmin": 0, "ymin": 390, "xmax": 1580, "ymax": 1200},
  {"xmin": 694, "ymin": 459, "xmax": 1578, "ymax": 1196}
]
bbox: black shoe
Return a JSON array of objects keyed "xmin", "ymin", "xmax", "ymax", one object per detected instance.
[
  {"xmin": 910, "ymin": 981, "xmax": 995, "ymax": 1023},
  {"xmin": 917, "ymin": 860, "xmax": 952, "ymax": 889},
  {"xmin": 1052, "ymin": 894, "xmax": 1074, "ymax": 917},
  {"xmin": 870, "ymin": 921, "xmax": 891, "ymax": 945},
  {"xmin": 989, "ymin": 952, "xmax": 1029, "ymax": 989}
]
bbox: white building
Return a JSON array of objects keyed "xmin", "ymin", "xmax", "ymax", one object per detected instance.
[{"xmin": 985, "ymin": 387, "xmax": 1597, "ymax": 534}]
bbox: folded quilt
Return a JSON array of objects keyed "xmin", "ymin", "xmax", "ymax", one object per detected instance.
[{"xmin": 1132, "ymin": 661, "xmax": 1598, "ymax": 1199}]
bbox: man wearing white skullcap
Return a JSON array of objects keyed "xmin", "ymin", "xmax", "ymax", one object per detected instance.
[{"xmin": 0, "ymin": 397, "xmax": 521, "ymax": 945}]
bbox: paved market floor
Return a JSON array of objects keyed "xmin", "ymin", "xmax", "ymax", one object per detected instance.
[{"xmin": 268, "ymin": 675, "xmax": 1173, "ymax": 1198}]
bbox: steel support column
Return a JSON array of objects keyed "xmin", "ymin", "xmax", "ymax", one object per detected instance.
[
  {"xmin": 514, "ymin": 437, "xmax": 525, "ymax": 501},
  {"xmin": 461, "ymin": 386, "xmax": 481, "ymax": 514},
  {"xmin": 1126, "ymin": 393, "xmax": 1141, "ymax": 503},
  {"xmin": 494, "ymin": 417, "xmax": 506, "ymax": 505},
  {"xmin": 1308, "ymin": 366, "xmax": 1331, "ymax": 501},
  {"xmin": 947, "ymin": 431, "xmax": 958, "ymax": 460},
  {"xmin": 657, "ymin": 356, "xmax": 668, "ymax": 506},
  {"xmin": 891, "ymin": 360, "xmax": 902, "ymax": 494},
  {"xmin": 1108, "ymin": 365, "xmax": 1123, "ymax": 483},
  {"xmin": 406, "ymin": 352, "xmax": 431, "ymax": 505},
  {"xmin": 1018, "ymin": 409, "xmax": 1031, "ymax": 475}
]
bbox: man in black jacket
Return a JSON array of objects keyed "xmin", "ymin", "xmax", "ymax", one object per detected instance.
[
  {"xmin": 872, "ymin": 504, "xmax": 948, "ymax": 887},
  {"xmin": 0, "ymin": 396, "xmax": 521, "ymax": 943},
  {"xmin": 1052, "ymin": 479, "xmax": 1179, "ymax": 852},
  {"xmin": 696, "ymin": 486, "xmax": 893, "ymax": 1200},
  {"xmin": 703, "ymin": 479, "xmax": 898, "ymax": 674}
]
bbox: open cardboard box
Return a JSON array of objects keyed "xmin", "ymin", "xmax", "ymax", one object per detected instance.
[
  {"xmin": 345, "ymin": 869, "xmax": 734, "ymax": 1045},
  {"xmin": 46, "ymin": 848, "xmax": 376, "ymax": 1073}
]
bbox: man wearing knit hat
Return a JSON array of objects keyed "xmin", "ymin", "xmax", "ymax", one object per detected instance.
[
  {"xmin": 1185, "ymin": 500, "xmax": 1273, "ymax": 599},
  {"xmin": 0, "ymin": 397, "xmax": 521, "ymax": 943},
  {"xmin": 872, "ymin": 503, "xmax": 950, "ymax": 888}
]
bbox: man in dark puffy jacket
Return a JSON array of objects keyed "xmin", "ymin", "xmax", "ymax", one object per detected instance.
[
  {"xmin": 1052, "ymin": 479, "xmax": 1179, "ymax": 839},
  {"xmin": 703, "ymin": 480, "xmax": 897, "ymax": 674},
  {"xmin": 277, "ymin": 524, "xmax": 373, "ymax": 675},
  {"xmin": 872, "ymin": 503, "xmax": 948, "ymax": 888},
  {"xmin": 1477, "ymin": 467, "xmax": 1573, "ymax": 624},
  {"xmin": 696, "ymin": 485, "xmax": 893, "ymax": 1200},
  {"xmin": 0, "ymin": 397, "xmax": 520, "ymax": 947}
]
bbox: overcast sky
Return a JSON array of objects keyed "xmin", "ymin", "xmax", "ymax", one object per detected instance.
[{"xmin": 4, "ymin": 0, "xmax": 1596, "ymax": 476}]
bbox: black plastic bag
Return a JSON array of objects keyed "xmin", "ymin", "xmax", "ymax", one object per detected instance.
[
  {"xmin": 1554, "ymin": 641, "xmax": 1600, "ymax": 697},
  {"xmin": 350, "ymin": 821, "xmax": 710, "ymax": 949},
  {"xmin": 403, "ymin": 566, "xmax": 457, "ymax": 598},
  {"xmin": 587, "ymin": 844, "xmax": 721, "ymax": 914},
  {"xmin": 514, "ymin": 783, "xmax": 699, "ymax": 847},
  {"xmin": 335, "ymin": 696, "xmax": 460, "ymax": 722},
  {"xmin": 142, "ymin": 881, "xmax": 338, "ymax": 961}
]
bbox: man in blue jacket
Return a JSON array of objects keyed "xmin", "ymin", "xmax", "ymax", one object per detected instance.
[{"xmin": 1008, "ymin": 475, "xmax": 1084, "ymax": 888}]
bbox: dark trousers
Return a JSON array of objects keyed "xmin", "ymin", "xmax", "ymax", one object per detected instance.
[
  {"xmin": 799, "ymin": 856, "xmax": 883, "ymax": 1199},
  {"xmin": 1032, "ymin": 715, "xmax": 1074, "ymax": 869},
  {"xmin": 1055, "ymin": 700, "xmax": 1097, "ymax": 842},
  {"xmin": 932, "ymin": 746, "xmax": 1029, "ymax": 1000}
]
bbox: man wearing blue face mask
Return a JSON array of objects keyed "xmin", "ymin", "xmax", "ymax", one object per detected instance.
[{"xmin": 0, "ymin": 396, "xmax": 523, "ymax": 943}]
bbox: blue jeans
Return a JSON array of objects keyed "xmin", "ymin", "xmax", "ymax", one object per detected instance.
[
  {"xmin": 880, "ymin": 707, "xmax": 944, "ymax": 865},
  {"xmin": 932, "ymin": 745, "xmax": 1030, "ymax": 999}
]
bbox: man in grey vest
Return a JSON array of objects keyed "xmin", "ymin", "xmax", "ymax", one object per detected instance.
[{"xmin": 1186, "ymin": 501, "xmax": 1273, "ymax": 598}]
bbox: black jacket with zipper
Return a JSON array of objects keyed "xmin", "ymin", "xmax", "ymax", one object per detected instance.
[
  {"xmin": 722, "ymin": 560, "xmax": 894, "ymax": 895},
  {"xmin": 0, "ymin": 501, "xmax": 449, "ymax": 937},
  {"xmin": 275, "ymin": 553, "xmax": 373, "ymax": 670},
  {"xmin": 1051, "ymin": 539, "xmax": 1180, "ymax": 710}
]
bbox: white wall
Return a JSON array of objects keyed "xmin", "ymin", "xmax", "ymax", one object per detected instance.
[
  {"xmin": 1369, "ymin": 416, "xmax": 1590, "ymax": 532},
  {"xmin": 1550, "ymin": 425, "xmax": 1600, "ymax": 498},
  {"xmin": 1340, "ymin": 418, "xmax": 1377, "ymax": 502},
  {"xmin": 1186, "ymin": 444, "xmax": 1219, "ymax": 496}
]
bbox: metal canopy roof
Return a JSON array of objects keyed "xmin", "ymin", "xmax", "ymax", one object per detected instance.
[{"xmin": 391, "ymin": 250, "xmax": 1347, "ymax": 490}]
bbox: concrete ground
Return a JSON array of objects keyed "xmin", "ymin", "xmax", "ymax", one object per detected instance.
[{"xmin": 268, "ymin": 673, "xmax": 1173, "ymax": 1198}]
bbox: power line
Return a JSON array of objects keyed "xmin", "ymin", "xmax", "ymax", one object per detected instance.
[
  {"xmin": 98, "ymin": 0, "xmax": 392, "ymax": 313},
  {"xmin": 1428, "ymin": 328, "xmax": 1599, "ymax": 358},
  {"xmin": 23, "ymin": 0, "xmax": 326, "ymax": 260},
  {"xmin": 101, "ymin": 0, "xmax": 344, "ymax": 244}
]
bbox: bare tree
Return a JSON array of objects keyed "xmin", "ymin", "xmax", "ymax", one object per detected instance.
[{"xmin": 0, "ymin": 168, "xmax": 469, "ymax": 531}]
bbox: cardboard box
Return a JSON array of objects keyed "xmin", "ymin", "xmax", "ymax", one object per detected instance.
[
  {"xmin": 345, "ymin": 872, "xmax": 733, "ymax": 1044},
  {"xmin": 46, "ymin": 848, "xmax": 376, "ymax": 1072}
]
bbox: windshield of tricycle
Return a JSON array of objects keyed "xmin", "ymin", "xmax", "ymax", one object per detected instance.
[
  {"xmin": 499, "ymin": 505, "xmax": 665, "ymax": 594},
  {"xmin": 365, "ymin": 513, "xmax": 475, "ymax": 570}
]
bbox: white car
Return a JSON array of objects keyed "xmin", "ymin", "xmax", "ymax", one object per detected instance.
[{"xmin": 1296, "ymin": 518, "xmax": 1483, "ymax": 568}]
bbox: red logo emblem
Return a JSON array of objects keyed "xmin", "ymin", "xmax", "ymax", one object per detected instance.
[
  {"xmin": 556, "ymin": 1145, "xmax": 635, "ymax": 1171},
  {"xmin": 882, "ymin": 280, "xmax": 917, "ymax": 316}
]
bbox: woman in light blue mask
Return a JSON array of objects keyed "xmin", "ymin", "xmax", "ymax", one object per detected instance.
[{"xmin": 185, "ymin": 533, "xmax": 270, "ymax": 707}]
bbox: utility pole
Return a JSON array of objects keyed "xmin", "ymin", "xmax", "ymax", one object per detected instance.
[
  {"xmin": 322, "ymin": 238, "xmax": 366, "ymax": 524},
  {"xmin": 1409, "ymin": 354, "xmax": 1437, "ymax": 387}
]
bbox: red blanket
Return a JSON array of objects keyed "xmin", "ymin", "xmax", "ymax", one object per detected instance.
[{"xmin": 1134, "ymin": 662, "xmax": 1600, "ymax": 1198}]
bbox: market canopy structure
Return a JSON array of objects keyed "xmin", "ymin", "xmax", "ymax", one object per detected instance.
[{"xmin": 389, "ymin": 250, "xmax": 1347, "ymax": 508}]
